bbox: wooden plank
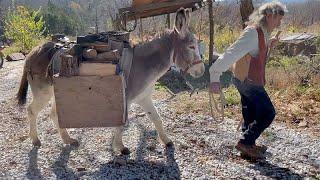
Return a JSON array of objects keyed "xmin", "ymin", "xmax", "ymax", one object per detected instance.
[
  {"xmin": 53, "ymin": 75, "xmax": 126, "ymax": 128},
  {"xmin": 130, "ymin": 5, "xmax": 193, "ymax": 20},
  {"xmin": 119, "ymin": 0, "xmax": 203, "ymax": 20},
  {"xmin": 120, "ymin": 0, "xmax": 202, "ymax": 13},
  {"xmin": 79, "ymin": 63, "xmax": 116, "ymax": 76}
]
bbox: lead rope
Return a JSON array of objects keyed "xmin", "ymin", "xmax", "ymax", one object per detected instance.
[{"xmin": 208, "ymin": 87, "xmax": 226, "ymax": 123}]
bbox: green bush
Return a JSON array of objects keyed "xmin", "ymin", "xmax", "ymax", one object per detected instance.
[
  {"xmin": 4, "ymin": 6, "xmax": 45, "ymax": 51},
  {"xmin": 214, "ymin": 25, "xmax": 240, "ymax": 53},
  {"xmin": 267, "ymin": 55, "xmax": 299, "ymax": 69}
]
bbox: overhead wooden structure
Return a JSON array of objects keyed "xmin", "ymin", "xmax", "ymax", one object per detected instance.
[
  {"xmin": 118, "ymin": 0, "xmax": 206, "ymax": 21},
  {"xmin": 117, "ymin": 0, "xmax": 215, "ymax": 64}
]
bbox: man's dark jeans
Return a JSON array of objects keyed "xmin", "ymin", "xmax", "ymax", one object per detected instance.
[{"xmin": 233, "ymin": 77, "xmax": 276, "ymax": 145}]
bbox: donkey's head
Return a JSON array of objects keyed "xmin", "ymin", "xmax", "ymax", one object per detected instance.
[{"xmin": 172, "ymin": 8, "xmax": 205, "ymax": 78}]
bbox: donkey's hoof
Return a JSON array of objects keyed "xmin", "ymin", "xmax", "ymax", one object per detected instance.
[
  {"xmin": 121, "ymin": 147, "xmax": 131, "ymax": 155},
  {"xmin": 166, "ymin": 141, "xmax": 174, "ymax": 147},
  {"xmin": 32, "ymin": 139, "xmax": 41, "ymax": 147},
  {"xmin": 69, "ymin": 139, "xmax": 79, "ymax": 147}
]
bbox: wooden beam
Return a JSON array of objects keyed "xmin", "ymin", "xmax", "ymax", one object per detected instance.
[
  {"xmin": 208, "ymin": 0, "xmax": 215, "ymax": 65},
  {"xmin": 167, "ymin": 13, "xmax": 171, "ymax": 28},
  {"xmin": 139, "ymin": 18, "xmax": 144, "ymax": 42},
  {"xmin": 120, "ymin": 0, "xmax": 203, "ymax": 13},
  {"xmin": 119, "ymin": 0, "xmax": 204, "ymax": 20}
]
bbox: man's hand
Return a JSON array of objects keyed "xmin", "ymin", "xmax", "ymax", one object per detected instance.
[
  {"xmin": 269, "ymin": 37, "xmax": 279, "ymax": 50},
  {"xmin": 209, "ymin": 82, "xmax": 221, "ymax": 94},
  {"xmin": 269, "ymin": 31, "xmax": 282, "ymax": 50}
]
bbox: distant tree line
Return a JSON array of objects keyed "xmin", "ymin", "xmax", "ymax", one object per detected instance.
[{"xmin": 0, "ymin": 0, "xmax": 319, "ymax": 51}]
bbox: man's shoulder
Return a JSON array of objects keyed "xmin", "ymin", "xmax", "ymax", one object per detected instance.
[{"xmin": 241, "ymin": 26, "xmax": 259, "ymax": 39}]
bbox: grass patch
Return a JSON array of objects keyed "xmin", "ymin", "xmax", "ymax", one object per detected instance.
[
  {"xmin": 267, "ymin": 55, "xmax": 299, "ymax": 69},
  {"xmin": 2, "ymin": 38, "xmax": 49, "ymax": 56},
  {"xmin": 294, "ymin": 85, "xmax": 309, "ymax": 96},
  {"xmin": 1, "ymin": 44, "xmax": 23, "ymax": 56},
  {"xmin": 223, "ymin": 86, "xmax": 240, "ymax": 106},
  {"xmin": 155, "ymin": 82, "xmax": 166, "ymax": 91}
]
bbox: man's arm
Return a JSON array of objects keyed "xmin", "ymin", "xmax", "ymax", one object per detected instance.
[{"xmin": 209, "ymin": 27, "xmax": 259, "ymax": 83}]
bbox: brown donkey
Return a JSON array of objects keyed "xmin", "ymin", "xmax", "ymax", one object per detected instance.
[{"xmin": 17, "ymin": 8, "xmax": 205, "ymax": 154}]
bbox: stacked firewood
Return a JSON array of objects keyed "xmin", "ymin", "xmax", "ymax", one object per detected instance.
[{"xmin": 59, "ymin": 31, "xmax": 130, "ymax": 77}]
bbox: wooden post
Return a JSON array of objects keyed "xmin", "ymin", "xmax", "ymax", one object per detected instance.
[
  {"xmin": 198, "ymin": 9, "xmax": 202, "ymax": 41},
  {"xmin": 166, "ymin": 13, "xmax": 170, "ymax": 28},
  {"xmin": 240, "ymin": 0, "xmax": 254, "ymax": 29},
  {"xmin": 139, "ymin": 18, "xmax": 144, "ymax": 42},
  {"xmin": 95, "ymin": 4, "xmax": 99, "ymax": 33},
  {"xmin": 208, "ymin": 0, "xmax": 215, "ymax": 65}
]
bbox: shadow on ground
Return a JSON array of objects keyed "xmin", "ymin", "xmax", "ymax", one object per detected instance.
[
  {"xmin": 89, "ymin": 121, "xmax": 180, "ymax": 179},
  {"xmin": 158, "ymin": 64, "xmax": 232, "ymax": 94}
]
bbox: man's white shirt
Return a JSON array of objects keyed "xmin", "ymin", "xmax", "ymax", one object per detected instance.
[{"xmin": 209, "ymin": 27, "xmax": 270, "ymax": 83}]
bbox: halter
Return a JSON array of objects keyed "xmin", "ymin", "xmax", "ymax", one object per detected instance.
[
  {"xmin": 170, "ymin": 32, "xmax": 203, "ymax": 97},
  {"xmin": 180, "ymin": 60, "xmax": 203, "ymax": 75},
  {"xmin": 171, "ymin": 32, "xmax": 203, "ymax": 76}
]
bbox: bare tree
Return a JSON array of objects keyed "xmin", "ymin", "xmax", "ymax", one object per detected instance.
[{"xmin": 240, "ymin": 0, "xmax": 254, "ymax": 29}]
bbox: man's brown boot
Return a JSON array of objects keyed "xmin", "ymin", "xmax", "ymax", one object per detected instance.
[
  {"xmin": 235, "ymin": 142, "xmax": 264, "ymax": 159},
  {"xmin": 253, "ymin": 144, "xmax": 267, "ymax": 153}
]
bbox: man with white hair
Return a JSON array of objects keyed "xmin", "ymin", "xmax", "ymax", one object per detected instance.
[{"xmin": 209, "ymin": 1, "xmax": 287, "ymax": 159}]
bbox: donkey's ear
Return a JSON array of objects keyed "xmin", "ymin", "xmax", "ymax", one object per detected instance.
[
  {"xmin": 185, "ymin": 8, "xmax": 191, "ymax": 25},
  {"xmin": 174, "ymin": 8, "xmax": 188, "ymax": 38}
]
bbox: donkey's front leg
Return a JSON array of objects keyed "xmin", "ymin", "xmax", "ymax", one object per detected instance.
[
  {"xmin": 137, "ymin": 96, "xmax": 173, "ymax": 146},
  {"xmin": 112, "ymin": 126, "xmax": 130, "ymax": 155}
]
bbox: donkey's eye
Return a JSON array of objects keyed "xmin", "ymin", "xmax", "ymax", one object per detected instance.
[{"xmin": 189, "ymin": 46, "xmax": 196, "ymax": 50}]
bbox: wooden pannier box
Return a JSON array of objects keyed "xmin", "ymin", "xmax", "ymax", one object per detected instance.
[{"xmin": 53, "ymin": 55, "xmax": 127, "ymax": 128}]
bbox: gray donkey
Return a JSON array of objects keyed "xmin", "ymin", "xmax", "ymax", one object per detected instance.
[{"xmin": 17, "ymin": 8, "xmax": 205, "ymax": 154}]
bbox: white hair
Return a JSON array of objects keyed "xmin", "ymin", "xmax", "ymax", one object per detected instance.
[{"xmin": 246, "ymin": 1, "xmax": 288, "ymax": 28}]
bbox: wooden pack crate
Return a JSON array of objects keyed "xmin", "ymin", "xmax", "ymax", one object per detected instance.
[{"xmin": 53, "ymin": 74, "xmax": 127, "ymax": 128}]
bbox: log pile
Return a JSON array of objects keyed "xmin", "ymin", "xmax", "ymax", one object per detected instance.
[{"xmin": 57, "ymin": 31, "xmax": 130, "ymax": 77}]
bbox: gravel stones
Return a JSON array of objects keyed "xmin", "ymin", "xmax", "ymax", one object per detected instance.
[{"xmin": 0, "ymin": 61, "xmax": 319, "ymax": 179}]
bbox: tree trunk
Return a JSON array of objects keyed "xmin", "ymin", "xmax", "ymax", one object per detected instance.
[{"xmin": 240, "ymin": 0, "xmax": 254, "ymax": 29}]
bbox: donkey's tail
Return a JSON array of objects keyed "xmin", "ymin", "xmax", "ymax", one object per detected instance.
[{"xmin": 17, "ymin": 64, "xmax": 28, "ymax": 105}]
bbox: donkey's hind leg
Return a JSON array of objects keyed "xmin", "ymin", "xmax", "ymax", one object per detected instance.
[
  {"xmin": 136, "ymin": 93, "xmax": 173, "ymax": 147},
  {"xmin": 50, "ymin": 99, "xmax": 79, "ymax": 146},
  {"xmin": 27, "ymin": 77, "xmax": 52, "ymax": 146}
]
